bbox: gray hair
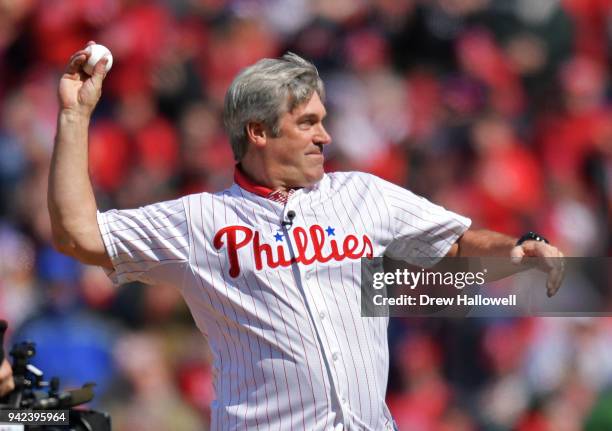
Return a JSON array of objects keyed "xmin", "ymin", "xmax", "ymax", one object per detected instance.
[{"xmin": 223, "ymin": 52, "xmax": 325, "ymax": 161}]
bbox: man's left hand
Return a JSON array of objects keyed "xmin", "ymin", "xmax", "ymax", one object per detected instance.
[{"xmin": 511, "ymin": 240, "xmax": 565, "ymax": 297}]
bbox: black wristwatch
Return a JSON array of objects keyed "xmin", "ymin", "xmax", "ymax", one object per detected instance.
[{"xmin": 516, "ymin": 231, "xmax": 549, "ymax": 246}]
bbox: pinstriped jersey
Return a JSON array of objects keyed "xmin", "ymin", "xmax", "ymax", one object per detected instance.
[{"xmin": 97, "ymin": 171, "xmax": 471, "ymax": 431}]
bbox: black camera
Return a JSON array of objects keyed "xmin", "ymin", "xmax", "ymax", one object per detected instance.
[{"xmin": 0, "ymin": 320, "xmax": 111, "ymax": 430}]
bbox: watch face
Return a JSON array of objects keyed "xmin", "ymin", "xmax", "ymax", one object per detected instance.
[{"xmin": 518, "ymin": 232, "xmax": 548, "ymax": 246}]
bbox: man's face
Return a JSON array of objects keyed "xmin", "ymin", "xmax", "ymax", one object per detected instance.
[{"xmin": 264, "ymin": 92, "xmax": 332, "ymax": 188}]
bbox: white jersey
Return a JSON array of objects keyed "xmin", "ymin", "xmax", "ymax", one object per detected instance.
[{"xmin": 97, "ymin": 171, "xmax": 471, "ymax": 431}]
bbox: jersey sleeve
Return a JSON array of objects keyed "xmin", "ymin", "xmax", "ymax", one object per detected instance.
[
  {"xmin": 374, "ymin": 176, "xmax": 471, "ymax": 266},
  {"xmin": 96, "ymin": 197, "xmax": 190, "ymax": 286}
]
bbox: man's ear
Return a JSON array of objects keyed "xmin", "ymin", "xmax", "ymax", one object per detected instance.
[{"xmin": 245, "ymin": 121, "xmax": 267, "ymax": 148}]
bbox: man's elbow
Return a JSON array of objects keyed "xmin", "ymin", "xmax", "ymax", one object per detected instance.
[
  {"xmin": 50, "ymin": 229, "xmax": 112, "ymax": 269},
  {"xmin": 48, "ymin": 209, "xmax": 80, "ymax": 256},
  {"xmin": 51, "ymin": 230, "xmax": 78, "ymax": 257}
]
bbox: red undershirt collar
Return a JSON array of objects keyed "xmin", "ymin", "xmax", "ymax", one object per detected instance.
[
  {"xmin": 234, "ymin": 165, "xmax": 299, "ymax": 204},
  {"xmin": 234, "ymin": 165, "xmax": 275, "ymax": 197}
]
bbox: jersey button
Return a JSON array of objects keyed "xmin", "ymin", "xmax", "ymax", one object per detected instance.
[
  {"xmin": 332, "ymin": 352, "xmax": 339, "ymax": 361},
  {"xmin": 319, "ymin": 312, "xmax": 326, "ymax": 320}
]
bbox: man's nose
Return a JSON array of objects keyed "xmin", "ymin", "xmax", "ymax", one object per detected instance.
[{"xmin": 315, "ymin": 124, "xmax": 332, "ymax": 145}]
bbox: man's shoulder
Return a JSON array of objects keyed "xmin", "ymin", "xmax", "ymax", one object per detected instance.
[
  {"xmin": 181, "ymin": 184, "xmax": 259, "ymax": 208},
  {"xmin": 324, "ymin": 170, "xmax": 380, "ymax": 187}
]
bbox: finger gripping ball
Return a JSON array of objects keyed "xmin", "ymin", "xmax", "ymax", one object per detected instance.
[{"xmin": 83, "ymin": 44, "xmax": 113, "ymax": 76}]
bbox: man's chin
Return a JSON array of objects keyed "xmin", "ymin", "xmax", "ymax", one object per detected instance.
[{"xmin": 304, "ymin": 168, "xmax": 325, "ymax": 186}]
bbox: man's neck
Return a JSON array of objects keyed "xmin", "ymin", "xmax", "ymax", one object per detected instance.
[
  {"xmin": 239, "ymin": 158, "xmax": 291, "ymax": 193},
  {"xmin": 234, "ymin": 166, "xmax": 301, "ymax": 204}
]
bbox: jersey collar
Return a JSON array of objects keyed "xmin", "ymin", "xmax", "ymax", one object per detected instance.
[
  {"xmin": 234, "ymin": 165, "xmax": 275, "ymax": 197},
  {"xmin": 234, "ymin": 165, "xmax": 299, "ymax": 204}
]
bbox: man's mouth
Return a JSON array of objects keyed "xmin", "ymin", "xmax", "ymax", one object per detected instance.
[{"xmin": 308, "ymin": 144, "xmax": 323, "ymax": 155}]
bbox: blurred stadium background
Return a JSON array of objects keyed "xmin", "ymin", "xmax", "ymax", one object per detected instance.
[{"xmin": 0, "ymin": 0, "xmax": 611, "ymax": 430}]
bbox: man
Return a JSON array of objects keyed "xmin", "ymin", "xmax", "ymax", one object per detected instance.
[{"xmin": 45, "ymin": 42, "xmax": 564, "ymax": 429}]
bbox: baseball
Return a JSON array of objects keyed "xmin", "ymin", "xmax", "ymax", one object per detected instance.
[{"xmin": 83, "ymin": 44, "xmax": 113, "ymax": 76}]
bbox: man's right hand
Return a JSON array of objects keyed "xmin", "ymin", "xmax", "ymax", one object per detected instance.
[
  {"xmin": 59, "ymin": 41, "xmax": 109, "ymax": 118},
  {"xmin": 0, "ymin": 359, "xmax": 14, "ymax": 397}
]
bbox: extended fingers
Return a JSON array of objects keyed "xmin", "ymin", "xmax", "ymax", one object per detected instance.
[
  {"xmin": 515, "ymin": 241, "xmax": 565, "ymax": 297},
  {"xmin": 538, "ymin": 243, "xmax": 563, "ymax": 271},
  {"xmin": 546, "ymin": 250, "xmax": 565, "ymax": 297},
  {"xmin": 531, "ymin": 242, "xmax": 565, "ymax": 297}
]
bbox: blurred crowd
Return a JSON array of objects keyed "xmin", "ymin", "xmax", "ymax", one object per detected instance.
[{"xmin": 0, "ymin": 0, "xmax": 611, "ymax": 430}]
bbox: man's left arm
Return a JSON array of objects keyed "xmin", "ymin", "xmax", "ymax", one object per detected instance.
[{"xmin": 445, "ymin": 229, "xmax": 565, "ymax": 297}]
